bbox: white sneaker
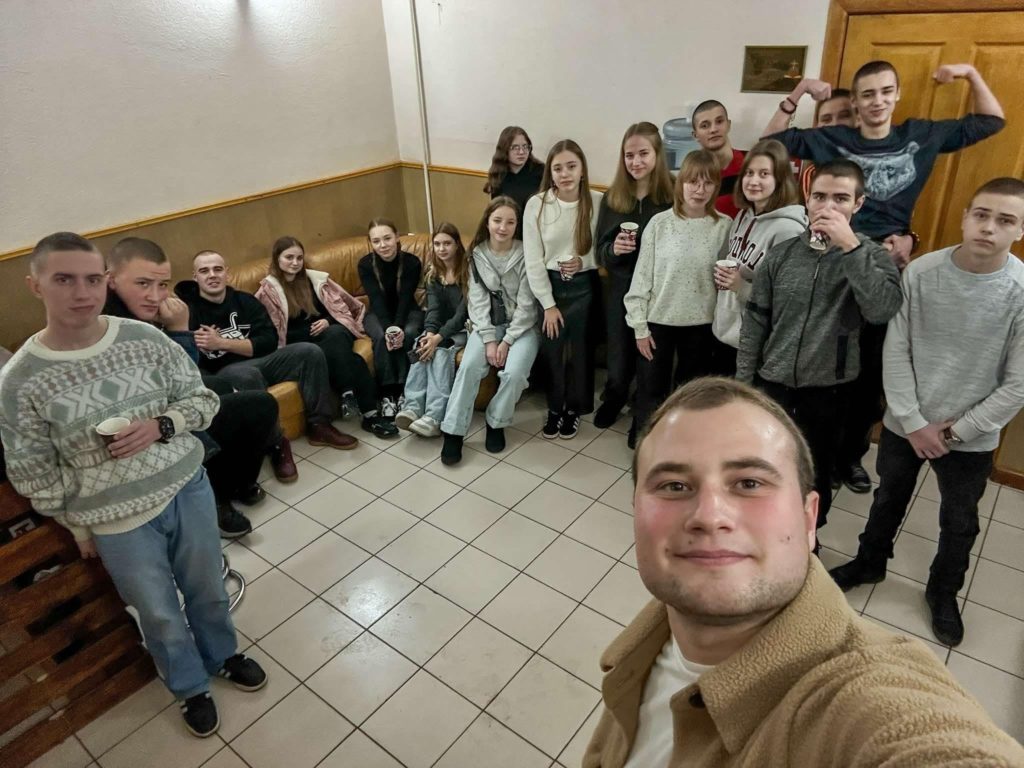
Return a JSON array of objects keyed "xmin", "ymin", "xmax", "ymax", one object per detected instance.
[
  {"xmin": 395, "ymin": 409, "xmax": 419, "ymax": 431},
  {"xmin": 409, "ymin": 415, "xmax": 441, "ymax": 437},
  {"xmin": 380, "ymin": 397, "xmax": 397, "ymax": 419}
]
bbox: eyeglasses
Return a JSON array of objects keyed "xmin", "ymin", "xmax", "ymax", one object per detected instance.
[{"xmin": 509, "ymin": 144, "xmax": 531, "ymax": 153}]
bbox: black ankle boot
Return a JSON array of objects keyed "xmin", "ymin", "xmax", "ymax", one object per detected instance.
[
  {"xmin": 441, "ymin": 432, "xmax": 464, "ymax": 466},
  {"xmin": 485, "ymin": 425, "xmax": 506, "ymax": 453},
  {"xmin": 828, "ymin": 555, "xmax": 886, "ymax": 592}
]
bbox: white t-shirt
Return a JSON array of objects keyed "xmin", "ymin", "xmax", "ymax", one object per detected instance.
[{"xmin": 624, "ymin": 636, "xmax": 713, "ymax": 768}]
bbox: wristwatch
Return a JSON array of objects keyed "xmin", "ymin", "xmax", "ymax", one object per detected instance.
[
  {"xmin": 942, "ymin": 427, "xmax": 963, "ymax": 446},
  {"xmin": 156, "ymin": 416, "xmax": 176, "ymax": 443}
]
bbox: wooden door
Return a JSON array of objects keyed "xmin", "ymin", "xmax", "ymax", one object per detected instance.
[{"xmin": 838, "ymin": 11, "xmax": 1024, "ymax": 256}]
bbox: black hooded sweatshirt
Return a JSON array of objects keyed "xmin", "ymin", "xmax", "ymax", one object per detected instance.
[{"xmin": 174, "ymin": 281, "xmax": 277, "ymax": 372}]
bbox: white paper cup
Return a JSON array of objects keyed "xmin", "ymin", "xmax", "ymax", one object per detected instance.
[
  {"xmin": 557, "ymin": 255, "xmax": 576, "ymax": 281},
  {"xmin": 619, "ymin": 222, "xmax": 639, "ymax": 238},
  {"xmin": 715, "ymin": 259, "xmax": 739, "ymax": 270},
  {"xmin": 96, "ymin": 417, "xmax": 131, "ymax": 445}
]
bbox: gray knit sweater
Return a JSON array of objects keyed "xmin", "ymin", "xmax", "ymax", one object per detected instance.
[
  {"xmin": 0, "ymin": 317, "xmax": 219, "ymax": 539},
  {"xmin": 737, "ymin": 232, "xmax": 902, "ymax": 387}
]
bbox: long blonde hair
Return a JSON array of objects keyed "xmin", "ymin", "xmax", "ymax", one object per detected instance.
[
  {"xmin": 269, "ymin": 236, "xmax": 318, "ymax": 318},
  {"xmin": 536, "ymin": 139, "xmax": 594, "ymax": 256},
  {"xmin": 424, "ymin": 221, "xmax": 468, "ymax": 298},
  {"xmin": 605, "ymin": 122, "xmax": 674, "ymax": 214},
  {"xmin": 673, "ymin": 150, "xmax": 721, "ymax": 220}
]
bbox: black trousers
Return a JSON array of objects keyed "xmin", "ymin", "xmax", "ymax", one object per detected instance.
[
  {"xmin": 312, "ymin": 325, "xmax": 378, "ymax": 414},
  {"xmin": 757, "ymin": 377, "xmax": 848, "ymax": 529},
  {"xmin": 601, "ymin": 274, "xmax": 636, "ymax": 408},
  {"xmin": 858, "ymin": 428, "xmax": 992, "ymax": 594},
  {"xmin": 205, "ymin": 391, "xmax": 279, "ymax": 502},
  {"xmin": 633, "ymin": 323, "xmax": 717, "ymax": 432},
  {"xmin": 541, "ymin": 271, "xmax": 594, "ymax": 414},
  {"xmin": 364, "ymin": 310, "xmax": 425, "ymax": 391},
  {"xmin": 837, "ymin": 321, "xmax": 887, "ymax": 468}
]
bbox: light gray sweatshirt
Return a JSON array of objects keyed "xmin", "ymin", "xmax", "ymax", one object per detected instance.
[
  {"xmin": 883, "ymin": 246, "xmax": 1024, "ymax": 451},
  {"xmin": 469, "ymin": 241, "xmax": 540, "ymax": 345}
]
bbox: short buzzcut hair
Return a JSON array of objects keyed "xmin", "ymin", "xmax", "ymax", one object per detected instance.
[
  {"xmin": 631, "ymin": 377, "xmax": 815, "ymax": 498},
  {"xmin": 692, "ymin": 99, "xmax": 728, "ymax": 123},
  {"xmin": 970, "ymin": 176, "xmax": 1024, "ymax": 206},
  {"xmin": 814, "ymin": 87, "xmax": 852, "ymax": 122},
  {"xmin": 852, "ymin": 60, "xmax": 900, "ymax": 94},
  {"xmin": 107, "ymin": 237, "xmax": 168, "ymax": 272},
  {"xmin": 30, "ymin": 231, "xmax": 100, "ymax": 276},
  {"xmin": 193, "ymin": 249, "xmax": 222, "ymax": 265},
  {"xmin": 812, "ymin": 159, "xmax": 866, "ymax": 198}
]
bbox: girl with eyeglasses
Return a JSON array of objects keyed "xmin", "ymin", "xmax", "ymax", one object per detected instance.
[{"xmin": 484, "ymin": 126, "xmax": 544, "ymax": 240}]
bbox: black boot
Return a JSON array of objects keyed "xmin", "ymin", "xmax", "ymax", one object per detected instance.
[
  {"xmin": 441, "ymin": 432, "xmax": 464, "ymax": 466},
  {"xmin": 925, "ymin": 585, "xmax": 964, "ymax": 646},
  {"xmin": 217, "ymin": 500, "xmax": 253, "ymax": 539},
  {"xmin": 594, "ymin": 399, "xmax": 622, "ymax": 429},
  {"xmin": 485, "ymin": 425, "xmax": 506, "ymax": 453},
  {"xmin": 828, "ymin": 555, "xmax": 886, "ymax": 592}
]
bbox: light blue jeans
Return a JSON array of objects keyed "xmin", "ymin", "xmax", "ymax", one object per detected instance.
[
  {"xmin": 93, "ymin": 467, "xmax": 236, "ymax": 700},
  {"xmin": 441, "ymin": 327, "xmax": 540, "ymax": 436},
  {"xmin": 403, "ymin": 332, "xmax": 466, "ymax": 422}
]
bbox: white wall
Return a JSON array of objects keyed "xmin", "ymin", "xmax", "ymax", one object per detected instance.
[
  {"xmin": 0, "ymin": 0, "xmax": 398, "ymax": 252},
  {"xmin": 389, "ymin": 0, "xmax": 830, "ymax": 182}
]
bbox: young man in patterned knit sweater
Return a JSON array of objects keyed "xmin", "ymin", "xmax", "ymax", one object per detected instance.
[{"xmin": 0, "ymin": 232, "xmax": 267, "ymax": 738}]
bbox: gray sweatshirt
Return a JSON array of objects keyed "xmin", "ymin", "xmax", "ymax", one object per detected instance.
[
  {"xmin": 883, "ymin": 246, "xmax": 1024, "ymax": 451},
  {"xmin": 737, "ymin": 232, "xmax": 902, "ymax": 387},
  {"xmin": 469, "ymin": 241, "xmax": 539, "ymax": 345}
]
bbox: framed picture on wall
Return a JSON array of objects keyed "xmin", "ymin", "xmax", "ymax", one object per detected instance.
[{"xmin": 741, "ymin": 46, "xmax": 807, "ymax": 93}]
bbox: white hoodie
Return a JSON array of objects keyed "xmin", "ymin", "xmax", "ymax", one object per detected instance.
[{"xmin": 712, "ymin": 204, "xmax": 809, "ymax": 348}]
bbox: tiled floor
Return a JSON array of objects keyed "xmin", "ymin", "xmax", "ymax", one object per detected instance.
[{"xmin": 29, "ymin": 392, "xmax": 1024, "ymax": 767}]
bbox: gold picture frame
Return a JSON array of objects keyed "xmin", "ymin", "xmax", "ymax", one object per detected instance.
[{"xmin": 741, "ymin": 46, "xmax": 808, "ymax": 93}]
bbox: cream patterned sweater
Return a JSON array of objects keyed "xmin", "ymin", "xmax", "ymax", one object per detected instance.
[{"xmin": 0, "ymin": 317, "xmax": 219, "ymax": 539}]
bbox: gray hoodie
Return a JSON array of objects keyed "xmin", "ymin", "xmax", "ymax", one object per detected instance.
[
  {"xmin": 713, "ymin": 204, "xmax": 809, "ymax": 348},
  {"xmin": 737, "ymin": 231, "xmax": 902, "ymax": 388},
  {"xmin": 469, "ymin": 241, "xmax": 540, "ymax": 345}
]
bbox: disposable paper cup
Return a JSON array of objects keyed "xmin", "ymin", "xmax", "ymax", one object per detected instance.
[
  {"xmin": 557, "ymin": 256, "xmax": 576, "ymax": 281},
  {"xmin": 96, "ymin": 417, "xmax": 131, "ymax": 445},
  {"xmin": 619, "ymin": 222, "xmax": 639, "ymax": 238},
  {"xmin": 715, "ymin": 259, "xmax": 739, "ymax": 270}
]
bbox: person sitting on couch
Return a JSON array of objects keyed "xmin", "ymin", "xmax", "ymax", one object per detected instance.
[
  {"xmin": 176, "ymin": 250, "xmax": 359, "ymax": 451},
  {"xmin": 255, "ymin": 236, "xmax": 397, "ymax": 439}
]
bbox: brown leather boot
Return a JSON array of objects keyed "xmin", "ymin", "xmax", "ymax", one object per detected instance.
[
  {"xmin": 307, "ymin": 423, "xmax": 359, "ymax": 450},
  {"xmin": 269, "ymin": 439, "xmax": 299, "ymax": 483}
]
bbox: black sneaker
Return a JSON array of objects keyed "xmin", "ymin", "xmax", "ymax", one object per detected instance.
[
  {"xmin": 844, "ymin": 462, "xmax": 872, "ymax": 494},
  {"xmin": 441, "ymin": 432, "xmax": 464, "ymax": 465},
  {"xmin": 485, "ymin": 425, "xmax": 505, "ymax": 453},
  {"xmin": 593, "ymin": 400, "xmax": 622, "ymax": 429},
  {"xmin": 559, "ymin": 410, "xmax": 580, "ymax": 439},
  {"xmin": 828, "ymin": 556, "xmax": 886, "ymax": 592},
  {"xmin": 217, "ymin": 653, "xmax": 268, "ymax": 691},
  {"xmin": 363, "ymin": 415, "xmax": 399, "ymax": 438},
  {"xmin": 180, "ymin": 692, "xmax": 219, "ymax": 737},
  {"xmin": 233, "ymin": 483, "xmax": 266, "ymax": 506},
  {"xmin": 217, "ymin": 501, "xmax": 253, "ymax": 539},
  {"xmin": 925, "ymin": 587, "xmax": 964, "ymax": 646},
  {"xmin": 542, "ymin": 411, "xmax": 561, "ymax": 440}
]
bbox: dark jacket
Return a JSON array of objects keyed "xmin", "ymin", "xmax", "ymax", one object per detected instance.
[
  {"xmin": 737, "ymin": 232, "xmax": 901, "ymax": 387},
  {"xmin": 174, "ymin": 281, "xmax": 277, "ymax": 372},
  {"xmin": 103, "ymin": 290, "xmax": 198, "ymax": 363},
  {"xmin": 357, "ymin": 251, "xmax": 422, "ymax": 329},
  {"xmin": 424, "ymin": 280, "xmax": 467, "ymax": 344},
  {"xmin": 492, "ymin": 161, "xmax": 544, "ymax": 240},
  {"xmin": 594, "ymin": 194, "xmax": 673, "ymax": 282}
]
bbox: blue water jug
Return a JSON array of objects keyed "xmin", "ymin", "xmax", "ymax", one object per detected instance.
[{"xmin": 662, "ymin": 117, "xmax": 701, "ymax": 171}]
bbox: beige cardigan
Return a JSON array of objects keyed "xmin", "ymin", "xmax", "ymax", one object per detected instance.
[{"xmin": 583, "ymin": 558, "xmax": 1023, "ymax": 767}]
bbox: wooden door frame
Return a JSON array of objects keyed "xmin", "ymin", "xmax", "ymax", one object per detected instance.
[{"xmin": 821, "ymin": 0, "xmax": 1024, "ymax": 84}]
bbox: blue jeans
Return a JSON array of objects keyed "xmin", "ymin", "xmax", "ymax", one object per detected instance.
[
  {"xmin": 441, "ymin": 327, "xmax": 540, "ymax": 436},
  {"xmin": 93, "ymin": 467, "xmax": 237, "ymax": 700},
  {"xmin": 403, "ymin": 333, "xmax": 465, "ymax": 422}
]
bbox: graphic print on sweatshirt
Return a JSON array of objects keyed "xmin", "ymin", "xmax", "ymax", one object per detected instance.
[
  {"xmin": 837, "ymin": 142, "xmax": 921, "ymax": 202},
  {"xmin": 725, "ymin": 212, "xmax": 769, "ymax": 272},
  {"xmin": 202, "ymin": 311, "xmax": 250, "ymax": 359}
]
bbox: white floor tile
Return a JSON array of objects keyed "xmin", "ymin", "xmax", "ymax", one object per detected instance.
[
  {"xmin": 384, "ymin": 432, "xmax": 446, "ymax": 467},
  {"xmin": 487, "ymin": 655, "xmax": 600, "ymax": 758},
  {"xmin": 554, "ymin": 419, "xmax": 603, "ymax": 452},
  {"xmin": 371, "ymin": 586, "xmax": 471, "ymax": 664},
  {"xmin": 279, "ymin": 530, "xmax": 369, "ymax": 594},
  {"xmin": 564, "ymin": 502, "xmax": 635, "ymax": 558},
  {"xmin": 258, "ymin": 599, "xmax": 362, "ymax": 681},
  {"xmin": 344, "ymin": 452, "xmax": 419, "ymax": 496},
  {"xmin": 503, "ymin": 436, "xmax": 576, "ymax": 479},
  {"xmin": 957, "ymin": 601, "xmax": 1024, "ymax": 676},
  {"xmin": 582, "ymin": 563, "xmax": 650, "ymax": 626},
  {"xmin": 947, "ymin": 652, "xmax": 1024, "ymax": 743},
  {"xmin": 305, "ymin": 440, "xmax": 380, "ymax": 476},
  {"xmin": 319, "ymin": 730, "xmax": 403, "ymax": 768},
  {"xmin": 597, "ymin": 473, "xmax": 635, "ymax": 515},
  {"xmin": 242, "ymin": 495, "xmax": 289, "ymax": 530},
  {"xmin": 210, "ymin": 649, "xmax": 299, "ymax": 741},
  {"xmin": 889, "ymin": 530, "xmax": 977, "ymax": 597},
  {"xmin": 222, "ymin": 541, "xmax": 273, "ymax": 583},
  {"xmin": 549, "ymin": 455, "xmax": 624, "ymax": 499},
  {"xmin": 307, "ymin": 632, "xmax": 416, "ymax": 724},
  {"xmin": 968, "ymin": 558, "xmax": 1024, "ymax": 620},
  {"xmin": 513, "ymin": 481, "xmax": 593, "ymax": 532},
  {"xmin": 377, "ymin": 521, "xmax": 464, "ymax": 581},
  {"xmin": 468, "ymin": 462, "xmax": 543, "ymax": 508},
  {"xmin": 77, "ymin": 678, "xmax": 174, "ymax": 757},
  {"xmin": 262, "ymin": 461, "xmax": 337, "ymax": 507},
  {"xmin": 426, "ymin": 618, "xmax": 532, "ymax": 708},
  {"xmin": 96, "ymin": 704, "xmax": 221, "ymax": 768},
  {"xmin": 231, "ymin": 569, "xmax": 315, "ymax": 641},
  {"xmin": 902, "ymin": 495, "xmax": 990, "ymax": 556},
  {"xmin": 334, "ymin": 498, "xmax": 418, "ymax": 553},
  {"xmin": 862, "ymin": 616, "xmax": 949, "ymax": 663},
  {"xmin": 479, "ymin": 574, "xmax": 576, "ymax": 650},
  {"xmin": 425, "ymin": 447, "xmax": 498, "ymax": 485},
  {"xmin": 200, "ymin": 747, "xmax": 248, "ymax": 768},
  {"xmin": 231, "ymin": 686, "xmax": 351, "ymax": 768},
  {"xmin": 862, "ymin": 572, "xmax": 955, "ymax": 647},
  {"xmin": 540, "ymin": 605, "xmax": 622, "ymax": 689},
  {"xmin": 425, "ymin": 546, "xmax": 518, "ymax": 613},
  {"xmin": 980, "ymin": 520, "xmax": 1024, "ymax": 571},
  {"xmin": 295, "ymin": 477, "xmax": 376, "ymax": 528},
  {"xmin": 816, "ymin": 507, "xmax": 868, "ymax": 558},
  {"xmin": 241, "ymin": 507, "xmax": 327, "ymax": 565},
  {"xmin": 993, "ymin": 486, "xmax": 1024, "ymax": 530},
  {"xmin": 831, "ymin": 486, "xmax": 875, "ymax": 518},
  {"xmin": 362, "ymin": 671, "xmax": 479, "ymax": 768},
  {"xmin": 557, "ymin": 703, "xmax": 603, "ymax": 767},
  {"xmin": 426, "ymin": 489, "xmax": 507, "ymax": 542},
  {"xmin": 435, "ymin": 713, "xmax": 550, "ymax": 768},
  {"xmin": 526, "ymin": 536, "xmax": 616, "ymax": 601},
  {"xmin": 321, "ymin": 557, "xmax": 417, "ymax": 627},
  {"xmin": 580, "ymin": 430, "xmax": 634, "ymax": 471},
  {"xmin": 473, "ymin": 511, "xmax": 559, "ymax": 570},
  {"xmin": 27, "ymin": 736, "xmax": 91, "ymax": 768},
  {"xmin": 464, "ymin": 425, "xmax": 533, "ymax": 457},
  {"xmin": 383, "ymin": 469, "xmax": 461, "ymax": 517}
]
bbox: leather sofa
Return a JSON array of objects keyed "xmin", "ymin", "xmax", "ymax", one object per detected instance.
[{"xmin": 230, "ymin": 233, "xmax": 496, "ymax": 438}]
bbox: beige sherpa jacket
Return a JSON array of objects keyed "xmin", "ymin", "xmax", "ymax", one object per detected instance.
[{"xmin": 583, "ymin": 558, "xmax": 1023, "ymax": 767}]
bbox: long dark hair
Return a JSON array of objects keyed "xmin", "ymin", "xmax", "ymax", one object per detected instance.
[
  {"xmin": 269, "ymin": 235, "xmax": 318, "ymax": 318},
  {"xmin": 425, "ymin": 221, "xmax": 469, "ymax": 297},
  {"xmin": 483, "ymin": 125, "xmax": 542, "ymax": 195},
  {"xmin": 536, "ymin": 139, "xmax": 594, "ymax": 256},
  {"xmin": 468, "ymin": 196, "xmax": 521, "ymax": 258}
]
